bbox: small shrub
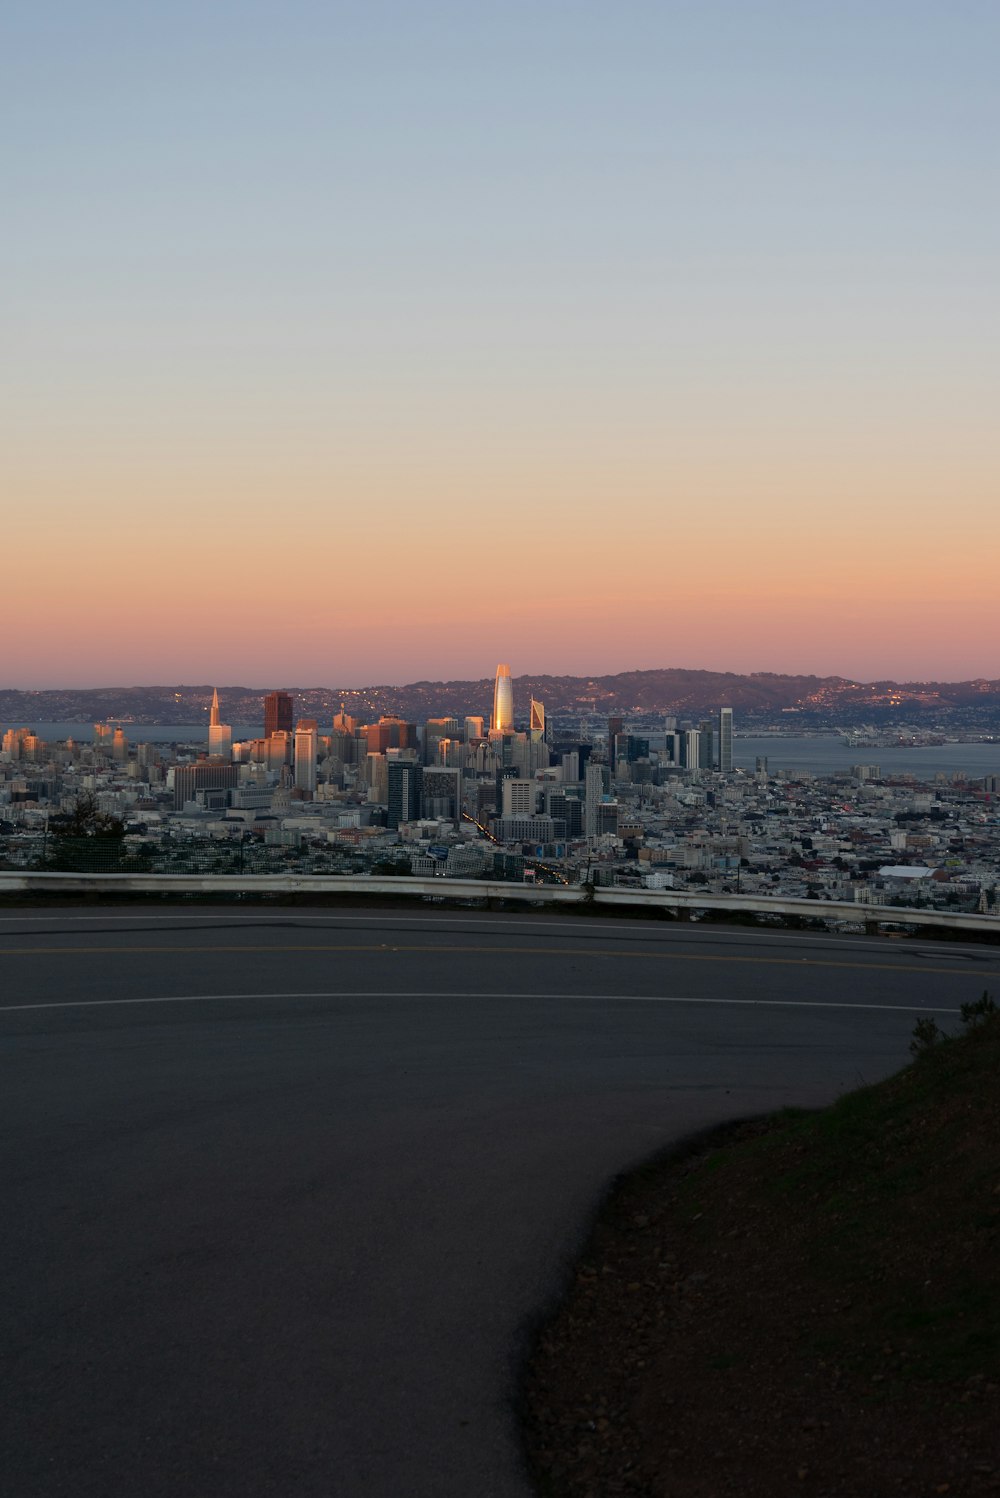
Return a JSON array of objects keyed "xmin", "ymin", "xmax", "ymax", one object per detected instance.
[
  {"xmin": 960, "ymin": 990, "xmax": 997, "ymax": 1028},
  {"xmin": 910, "ymin": 1016, "xmax": 944, "ymax": 1055}
]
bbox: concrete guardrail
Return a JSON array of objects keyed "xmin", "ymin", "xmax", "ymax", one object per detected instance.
[{"xmin": 0, "ymin": 870, "xmax": 998, "ymax": 937}]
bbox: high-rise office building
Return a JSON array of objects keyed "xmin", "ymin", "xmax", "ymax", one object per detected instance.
[
  {"xmin": 547, "ymin": 789, "xmax": 584, "ymax": 838},
  {"xmin": 697, "ymin": 721, "xmax": 714, "ymax": 770},
  {"xmin": 495, "ymin": 763, "xmax": 519, "ymax": 813},
  {"xmin": 421, "ymin": 766, "xmax": 462, "ymax": 823},
  {"xmin": 623, "ymin": 735, "xmax": 650, "ymax": 764},
  {"xmin": 208, "ymin": 688, "xmax": 232, "ymax": 759},
  {"xmin": 294, "ymin": 719, "xmax": 318, "ymax": 795},
  {"xmin": 492, "ymin": 664, "xmax": 514, "ymax": 733},
  {"xmin": 529, "ymin": 697, "xmax": 546, "ymax": 741},
  {"xmin": 173, "ymin": 759, "xmax": 239, "ymax": 811},
  {"xmin": 265, "ymin": 731, "xmax": 292, "ymax": 771},
  {"xmin": 464, "ymin": 716, "xmax": 485, "ymax": 741},
  {"xmin": 365, "ymin": 752, "xmax": 389, "ymax": 805},
  {"xmin": 510, "ymin": 732, "xmax": 550, "ymax": 779},
  {"xmin": 585, "ymin": 760, "xmax": 608, "ymax": 840},
  {"xmin": 329, "ymin": 728, "xmax": 356, "ymax": 766},
  {"xmin": 559, "ymin": 750, "xmax": 580, "ymax": 782},
  {"xmin": 434, "ymin": 738, "xmax": 463, "ymax": 768},
  {"xmin": 112, "ymin": 727, "xmax": 128, "ymax": 763},
  {"xmin": 387, "ymin": 759, "xmax": 422, "ymax": 829},
  {"xmin": 718, "ymin": 707, "xmax": 734, "ymax": 773},
  {"xmin": 366, "ymin": 717, "xmax": 417, "ymax": 754},
  {"xmin": 683, "ymin": 728, "xmax": 702, "ymax": 771},
  {"xmin": 607, "ymin": 715, "xmax": 624, "ymax": 764},
  {"xmin": 596, "ymin": 802, "xmax": 619, "ymax": 839},
  {"xmin": 502, "ymin": 778, "xmax": 538, "ymax": 817},
  {"xmin": 264, "ymin": 691, "xmax": 294, "ymax": 740},
  {"xmin": 425, "ymin": 718, "xmax": 460, "ymax": 763}
]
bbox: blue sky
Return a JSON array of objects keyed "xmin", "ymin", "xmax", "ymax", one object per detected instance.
[{"xmin": 4, "ymin": 2, "xmax": 999, "ymax": 685}]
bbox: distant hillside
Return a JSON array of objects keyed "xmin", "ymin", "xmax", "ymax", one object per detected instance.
[{"xmin": 3, "ymin": 670, "xmax": 1000, "ymax": 727}]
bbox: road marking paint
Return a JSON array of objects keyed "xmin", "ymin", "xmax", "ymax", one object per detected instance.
[
  {"xmin": 0, "ymin": 990, "xmax": 962, "ymax": 1015},
  {"xmin": 0, "ymin": 940, "xmax": 996, "ymax": 980}
]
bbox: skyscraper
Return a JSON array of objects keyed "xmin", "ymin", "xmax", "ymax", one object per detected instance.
[
  {"xmin": 683, "ymin": 728, "xmax": 702, "ymax": 771},
  {"xmin": 698, "ymin": 721, "xmax": 714, "ymax": 770},
  {"xmin": 718, "ymin": 707, "xmax": 734, "ymax": 773},
  {"xmin": 424, "ymin": 718, "xmax": 460, "ymax": 763},
  {"xmin": 607, "ymin": 715, "xmax": 623, "ymax": 764},
  {"xmin": 585, "ymin": 760, "xmax": 607, "ymax": 841},
  {"xmin": 529, "ymin": 697, "xmax": 545, "ymax": 741},
  {"xmin": 492, "ymin": 664, "xmax": 514, "ymax": 734},
  {"xmin": 208, "ymin": 688, "xmax": 232, "ymax": 759},
  {"xmin": 264, "ymin": 691, "xmax": 294, "ymax": 740},
  {"xmin": 366, "ymin": 716, "xmax": 417, "ymax": 753},
  {"xmin": 266, "ymin": 731, "xmax": 292, "ymax": 771},
  {"xmin": 387, "ymin": 759, "xmax": 422, "ymax": 829},
  {"xmin": 294, "ymin": 719, "xmax": 318, "ymax": 795}
]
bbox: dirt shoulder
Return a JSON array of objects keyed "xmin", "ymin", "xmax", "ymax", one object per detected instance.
[{"xmin": 521, "ymin": 1011, "xmax": 1000, "ymax": 1498}]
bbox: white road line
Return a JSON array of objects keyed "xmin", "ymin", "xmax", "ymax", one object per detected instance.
[
  {"xmin": 0, "ymin": 990, "xmax": 960, "ymax": 1015},
  {"xmin": 0, "ymin": 910, "xmax": 992, "ymax": 959}
]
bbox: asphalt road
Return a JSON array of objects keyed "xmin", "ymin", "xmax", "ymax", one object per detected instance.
[{"xmin": 3, "ymin": 905, "xmax": 997, "ymax": 1498}]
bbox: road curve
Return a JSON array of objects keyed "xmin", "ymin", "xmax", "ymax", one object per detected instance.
[{"xmin": 2, "ymin": 905, "xmax": 996, "ymax": 1497}]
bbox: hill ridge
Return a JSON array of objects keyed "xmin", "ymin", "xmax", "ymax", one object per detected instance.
[{"xmin": 3, "ymin": 670, "xmax": 1000, "ymax": 726}]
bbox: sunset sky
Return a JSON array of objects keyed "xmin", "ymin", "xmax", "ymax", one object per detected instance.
[{"xmin": 6, "ymin": 2, "xmax": 998, "ymax": 688}]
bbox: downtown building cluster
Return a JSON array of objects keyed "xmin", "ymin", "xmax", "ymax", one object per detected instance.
[{"xmin": 1, "ymin": 667, "xmax": 998, "ymax": 917}]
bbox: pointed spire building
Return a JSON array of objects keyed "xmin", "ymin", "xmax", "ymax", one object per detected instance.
[{"xmin": 208, "ymin": 687, "xmax": 233, "ymax": 759}]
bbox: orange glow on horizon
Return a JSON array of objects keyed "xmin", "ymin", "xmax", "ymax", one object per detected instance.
[{"xmin": 6, "ymin": 385, "xmax": 996, "ymax": 686}]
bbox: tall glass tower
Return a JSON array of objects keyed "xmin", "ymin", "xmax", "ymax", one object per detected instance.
[
  {"xmin": 492, "ymin": 663, "xmax": 514, "ymax": 733},
  {"xmin": 718, "ymin": 707, "xmax": 734, "ymax": 773}
]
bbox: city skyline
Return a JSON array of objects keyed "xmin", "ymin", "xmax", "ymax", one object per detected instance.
[
  {"xmin": 5, "ymin": 662, "xmax": 1000, "ymax": 749},
  {"xmin": 7, "ymin": 3, "xmax": 998, "ymax": 687},
  {"xmin": 5, "ymin": 672, "xmax": 997, "ymax": 912}
]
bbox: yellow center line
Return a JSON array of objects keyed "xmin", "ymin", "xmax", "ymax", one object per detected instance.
[{"xmin": 0, "ymin": 941, "xmax": 996, "ymax": 980}]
